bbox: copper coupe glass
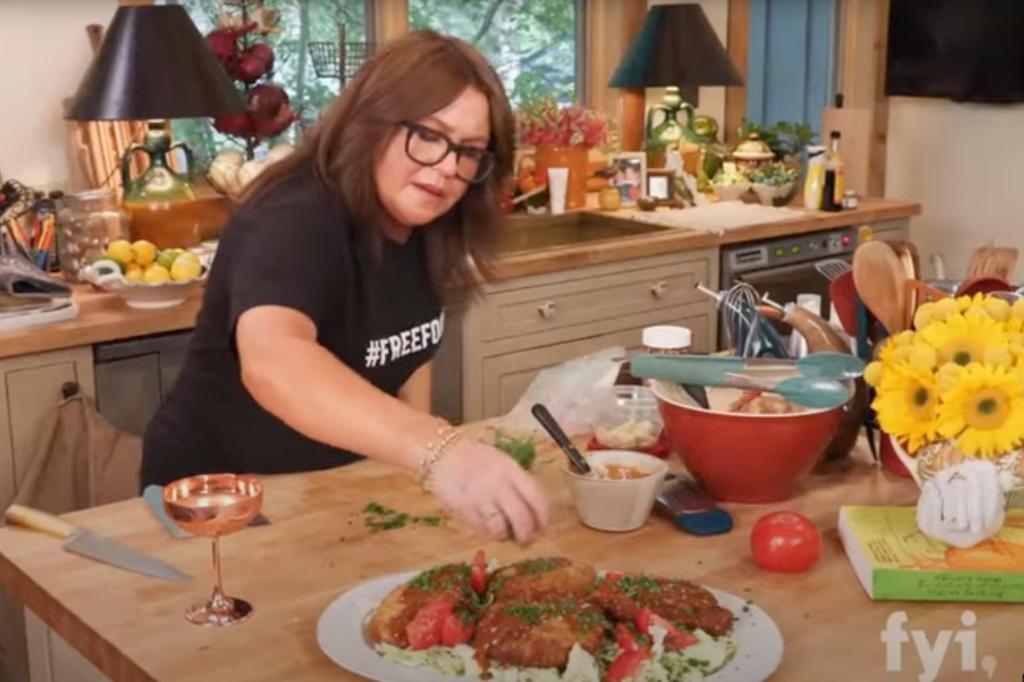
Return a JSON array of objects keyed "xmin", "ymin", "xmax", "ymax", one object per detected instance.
[{"xmin": 163, "ymin": 474, "xmax": 263, "ymax": 626}]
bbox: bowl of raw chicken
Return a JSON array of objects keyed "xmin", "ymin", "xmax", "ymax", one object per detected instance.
[
  {"xmin": 586, "ymin": 385, "xmax": 670, "ymax": 458},
  {"xmin": 651, "ymin": 377, "xmax": 845, "ymax": 503}
]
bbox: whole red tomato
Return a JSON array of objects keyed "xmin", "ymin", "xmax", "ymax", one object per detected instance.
[{"xmin": 750, "ymin": 511, "xmax": 822, "ymax": 572}]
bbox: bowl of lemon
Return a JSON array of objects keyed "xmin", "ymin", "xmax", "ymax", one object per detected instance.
[{"xmin": 82, "ymin": 239, "xmax": 208, "ymax": 310}]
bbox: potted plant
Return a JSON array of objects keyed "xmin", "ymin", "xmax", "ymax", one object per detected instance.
[
  {"xmin": 733, "ymin": 120, "xmax": 815, "ymax": 205},
  {"xmin": 516, "ymin": 97, "xmax": 608, "ymax": 211}
]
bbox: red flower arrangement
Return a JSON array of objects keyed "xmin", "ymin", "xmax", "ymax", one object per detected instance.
[{"xmin": 516, "ymin": 97, "xmax": 608, "ymax": 149}]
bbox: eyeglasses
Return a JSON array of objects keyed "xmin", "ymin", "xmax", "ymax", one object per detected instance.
[{"xmin": 402, "ymin": 121, "xmax": 495, "ymax": 184}]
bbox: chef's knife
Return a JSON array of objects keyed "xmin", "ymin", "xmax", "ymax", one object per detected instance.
[{"xmin": 4, "ymin": 505, "xmax": 190, "ymax": 582}]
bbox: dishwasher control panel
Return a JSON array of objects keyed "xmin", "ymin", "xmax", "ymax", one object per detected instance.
[{"xmin": 723, "ymin": 227, "xmax": 856, "ymax": 274}]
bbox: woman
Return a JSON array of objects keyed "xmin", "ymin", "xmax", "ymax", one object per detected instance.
[{"xmin": 142, "ymin": 31, "xmax": 549, "ymax": 543}]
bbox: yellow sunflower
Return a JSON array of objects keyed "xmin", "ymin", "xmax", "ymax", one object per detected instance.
[
  {"xmin": 957, "ymin": 293, "xmax": 986, "ymax": 312},
  {"xmin": 872, "ymin": 363, "xmax": 942, "ymax": 453},
  {"xmin": 937, "ymin": 364, "xmax": 1024, "ymax": 457},
  {"xmin": 919, "ymin": 312, "xmax": 1009, "ymax": 367}
]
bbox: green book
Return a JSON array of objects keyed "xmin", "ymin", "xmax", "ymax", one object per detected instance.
[{"xmin": 838, "ymin": 506, "xmax": 1024, "ymax": 603}]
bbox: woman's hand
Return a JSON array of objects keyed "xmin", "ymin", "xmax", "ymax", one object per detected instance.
[{"xmin": 428, "ymin": 439, "xmax": 550, "ymax": 543}]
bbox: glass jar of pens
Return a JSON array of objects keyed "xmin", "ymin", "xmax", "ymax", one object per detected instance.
[{"xmin": 56, "ymin": 189, "xmax": 130, "ymax": 282}]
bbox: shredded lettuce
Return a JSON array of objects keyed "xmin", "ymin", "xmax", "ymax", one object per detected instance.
[
  {"xmin": 375, "ymin": 631, "xmax": 735, "ymax": 681},
  {"xmin": 376, "ymin": 643, "xmax": 481, "ymax": 677},
  {"xmin": 561, "ymin": 644, "xmax": 602, "ymax": 682}
]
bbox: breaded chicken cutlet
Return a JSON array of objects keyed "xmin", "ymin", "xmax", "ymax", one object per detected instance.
[
  {"xmin": 366, "ymin": 563, "xmax": 474, "ymax": 647},
  {"xmin": 591, "ymin": 573, "xmax": 735, "ymax": 637},
  {"xmin": 474, "ymin": 597, "xmax": 608, "ymax": 670},
  {"xmin": 488, "ymin": 557, "xmax": 597, "ymax": 603}
]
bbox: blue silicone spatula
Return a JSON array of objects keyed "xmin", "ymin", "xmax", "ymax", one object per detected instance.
[{"xmin": 655, "ymin": 475, "xmax": 732, "ymax": 536}]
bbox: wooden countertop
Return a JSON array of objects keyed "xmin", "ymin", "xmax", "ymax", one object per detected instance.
[
  {"xmin": 0, "ymin": 197, "xmax": 918, "ymax": 360},
  {"xmin": 490, "ymin": 197, "xmax": 920, "ymax": 280},
  {"xmin": 1, "ymin": 439, "xmax": 1018, "ymax": 682},
  {"xmin": 0, "ymin": 286, "xmax": 203, "ymax": 360}
]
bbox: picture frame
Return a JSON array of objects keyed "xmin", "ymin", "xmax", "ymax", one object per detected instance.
[
  {"xmin": 607, "ymin": 152, "xmax": 647, "ymax": 207},
  {"xmin": 646, "ymin": 169, "xmax": 675, "ymax": 205}
]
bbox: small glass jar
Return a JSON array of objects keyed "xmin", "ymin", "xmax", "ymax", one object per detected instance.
[
  {"xmin": 57, "ymin": 189, "xmax": 130, "ymax": 282},
  {"xmin": 841, "ymin": 189, "xmax": 860, "ymax": 209},
  {"xmin": 642, "ymin": 325, "xmax": 692, "ymax": 355}
]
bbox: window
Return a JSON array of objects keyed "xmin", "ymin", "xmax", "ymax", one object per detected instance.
[
  {"xmin": 166, "ymin": 0, "xmax": 369, "ymax": 166},
  {"xmin": 408, "ymin": 0, "xmax": 581, "ymax": 106}
]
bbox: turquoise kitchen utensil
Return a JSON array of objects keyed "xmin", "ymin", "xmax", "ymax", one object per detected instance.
[
  {"xmin": 631, "ymin": 354, "xmax": 851, "ymax": 409},
  {"xmin": 631, "ymin": 352, "xmax": 864, "ymax": 383}
]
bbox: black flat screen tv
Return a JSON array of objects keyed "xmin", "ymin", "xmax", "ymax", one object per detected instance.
[{"xmin": 886, "ymin": 0, "xmax": 1024, "ymax": 103}]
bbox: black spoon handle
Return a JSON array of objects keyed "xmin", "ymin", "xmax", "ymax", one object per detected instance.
[{"xmin": 530, "ymin": 403, "xmax": 591, "ymax": 475}]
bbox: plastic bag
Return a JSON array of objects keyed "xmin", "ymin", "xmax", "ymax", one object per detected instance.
[{"xmin": 493, "ymin": 346, "xmax": 624, "ymax": 437}]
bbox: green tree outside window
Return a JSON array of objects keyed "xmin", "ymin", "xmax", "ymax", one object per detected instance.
[{"xmin": 408, "ymin": 0, "xmax": 578, "ymax": 107}]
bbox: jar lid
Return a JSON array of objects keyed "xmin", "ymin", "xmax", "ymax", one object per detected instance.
[
  {"xmin": 643, "ymin": 325, "xmax": 692, "ymax": 350},
  {"xmin": 732, "ymin": 133, "xmax": 774, "ymax": 161}
]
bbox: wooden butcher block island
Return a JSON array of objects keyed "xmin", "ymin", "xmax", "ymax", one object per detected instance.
[{"xmin": 2, "ymin": 436, "xmax": 1022, "ymax": 682}]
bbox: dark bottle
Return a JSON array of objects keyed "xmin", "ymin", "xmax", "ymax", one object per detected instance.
[{"xmin": 822, "ymin": 131, "xmax": 843, "ymax": 212}]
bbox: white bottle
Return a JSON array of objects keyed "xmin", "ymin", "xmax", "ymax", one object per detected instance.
[{"xmin": 803, "ymin": 145, "xmax": 826, "ymax": 210}]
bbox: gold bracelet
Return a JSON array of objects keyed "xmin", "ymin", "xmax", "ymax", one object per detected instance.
[{"xmin": 417, "ymin": 424, "xmax": 463, "ymax": 491}]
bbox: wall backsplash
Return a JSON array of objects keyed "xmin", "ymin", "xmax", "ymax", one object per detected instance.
[
  {"xmin": 886, "ymin": 96, "xmax": 1024, "ymax": 283},
  {"xmin": 0, "ymin": 0, "xmax": 117, "ymax": 191}
]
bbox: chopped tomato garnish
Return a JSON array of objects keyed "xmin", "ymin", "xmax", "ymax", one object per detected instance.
[
  {"xmin": 405, "ymin": 596, "xmax": 454, "ymax": 650},
  {"xmin": 440, "ymin": 613, "xmax": 474, "ymax": 646},
  {"xmin": 615, "ymin": 623, "xmax": 640, "ymax": 652},
  {"xmin": 605, "ymin": 647, "xmax": 650, "ymax": 682},
  {"xmin": 635, "ymin": 607, "xmax": 698, "ymax": 651},
  {"xmin": 471, "ymin": 550, "xmax": 488, "ymax": 594},
  {"xmin": 605, "ymin": 571, "xmax": 624, "ymax": 582}
]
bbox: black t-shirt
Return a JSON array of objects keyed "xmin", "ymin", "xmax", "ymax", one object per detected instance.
[{"xmin": 140, "ymin": 166, "xmax": 443, "ymax": 486}]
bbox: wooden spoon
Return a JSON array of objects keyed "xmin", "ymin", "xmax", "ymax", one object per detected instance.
[
  {"xmin": 967, "ymin": 245, "xmax": 1019, "ymax": 281},
  {"xmin": 853, "ymin": 240, "xmax": 908, "ymax": 334}
]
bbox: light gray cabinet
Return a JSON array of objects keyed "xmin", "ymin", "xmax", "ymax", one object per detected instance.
[
  {"xmin": 454, "ymin": 248, "xmax": 719, "ymax": 422},
  {"xmin": 93, "ymin": 331, "xmax": 192, "ymax": 436}
]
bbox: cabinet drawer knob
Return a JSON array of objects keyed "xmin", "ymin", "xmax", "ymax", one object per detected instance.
[
  {"xmin": 650, "ymin": 281, "xmax": 669, "ymax": 298},
  {"xmin": 537, "ymin": 301, "xmax": 557, "ymax": 319}
]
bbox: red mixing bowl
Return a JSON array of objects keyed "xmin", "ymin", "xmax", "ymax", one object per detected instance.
[{"xmin": 651, "ymin": 381, "xmax": 845, "ymax": 503}]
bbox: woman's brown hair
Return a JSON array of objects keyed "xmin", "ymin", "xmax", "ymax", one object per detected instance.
[{"xmin": 240, "ymin": 30, "xmax": 513, "ymax": 298}]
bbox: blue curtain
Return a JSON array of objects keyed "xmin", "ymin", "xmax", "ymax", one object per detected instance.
[{"xmin": 746, "ymin": 0, "xmax": 838, "ymax": 127}]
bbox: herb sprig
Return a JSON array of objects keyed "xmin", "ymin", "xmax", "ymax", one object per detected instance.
[
  {"xmin": 363, "ymin": 502, "xmax": 445, "ymax": 532},
  {"xmin": 493, "ymin": 430, "xmax": 537, "ymax": 470}
]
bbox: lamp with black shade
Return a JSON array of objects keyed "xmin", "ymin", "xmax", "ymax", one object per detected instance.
[
  {"xmin": 609, "ymin": 4, "xmax": 742, "ymax": 151},
  {"xmin": 67, "ymin": 5, "xmax": 243, "ymax": 247}
]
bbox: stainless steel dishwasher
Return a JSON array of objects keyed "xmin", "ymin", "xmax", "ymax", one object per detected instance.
[{"xmin": 94, "ymin": 330, "xmax": 193, "ymax": 435}]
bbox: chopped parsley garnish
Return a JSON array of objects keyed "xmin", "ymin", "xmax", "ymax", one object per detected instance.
[
  {"xmin": 519, "ymin": 557, "xmax": 559, "ymax": 575},
  {"xmin": 493, "ymin": 430, "xmax": 537, "ymax": 470},
  {"xmin": 618, "ymin": 574, "xmax": 662, "ymax": 598},
  {"xmin": 409, "ymin": 567, "xmax": 443, "ymax": 591},
  {"xmin": 504, "ymin": 603, "xmax": 549, "ymax": 625},
  {"xmin": 363, "ymin": 502, "xmax": 446, "ymax": 532}
]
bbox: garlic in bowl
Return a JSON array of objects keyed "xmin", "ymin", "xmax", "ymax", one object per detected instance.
[
  {"xmin": 587, "ymin": 386, "xmax": 670, "ymax": 458},
  {"xmin": 562, "ymin": 450, "xmax": 668, "ymax": 532}
]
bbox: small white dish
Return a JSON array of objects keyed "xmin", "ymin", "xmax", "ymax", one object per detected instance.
[
  {"xmin": 712, "ymin": 182, "xmax": 751, "ymax": 202},
  {"xmin": 562, "ymin": 450, "xmax": 668, "ymax": 532},
  {"xmin": 751, "ymin": 182, "xmax": 795, "ymax": 206}
]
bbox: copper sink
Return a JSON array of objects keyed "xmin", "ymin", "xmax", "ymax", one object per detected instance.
[{"xmin": 495, "ymin": 212, "xmax": 671, "ymax": 256}]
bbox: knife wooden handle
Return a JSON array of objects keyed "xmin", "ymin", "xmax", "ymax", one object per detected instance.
[{"xmin": 4, "ymin": 505, "xmax": 76, "ymax": 539}]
